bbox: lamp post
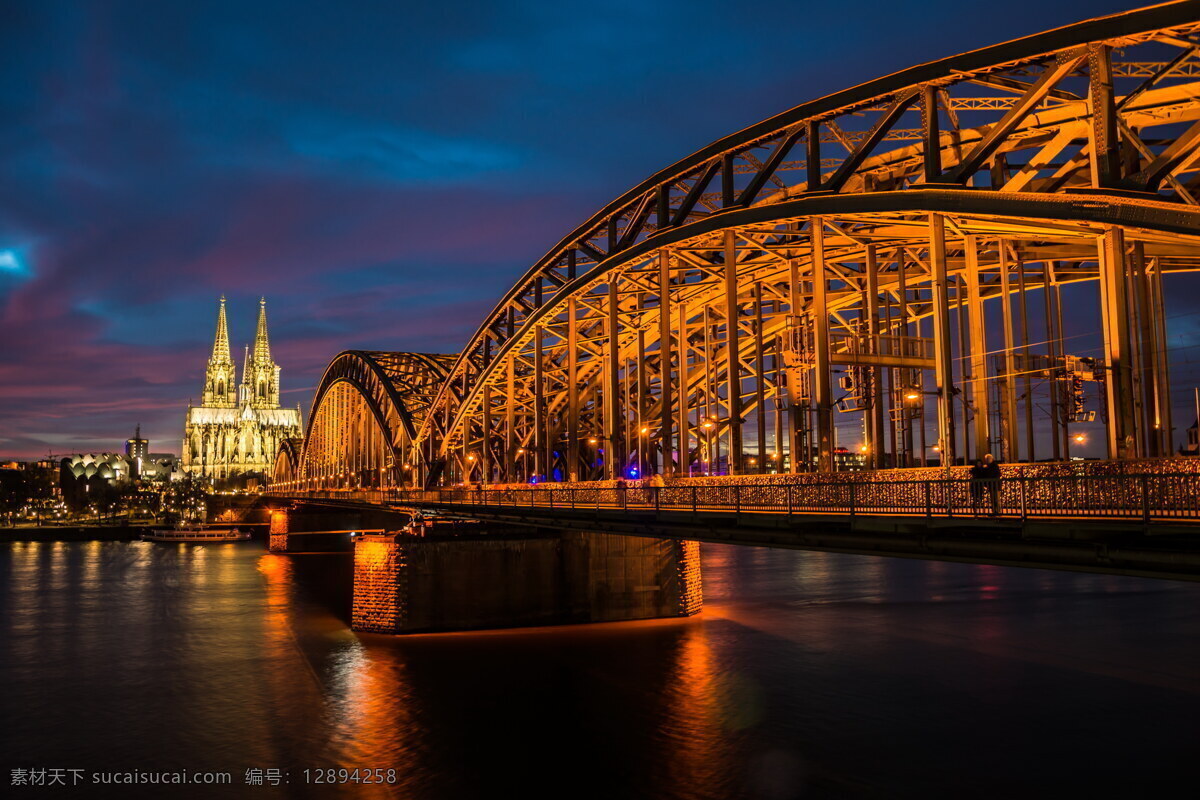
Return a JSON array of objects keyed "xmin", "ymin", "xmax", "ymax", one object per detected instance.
[{"xmin": 700, "ymin": 417, "xmax": 719, "ymax": 475}]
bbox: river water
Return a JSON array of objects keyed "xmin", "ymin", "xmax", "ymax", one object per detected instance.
[{"xmin": 1, "ymin": 539, "xmax": 1196, "ymax": 799}]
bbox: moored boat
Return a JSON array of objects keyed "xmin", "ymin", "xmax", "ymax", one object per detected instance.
[{"xmin": 142, "ymin": 526, "xmax": 251, "ymax": 543}]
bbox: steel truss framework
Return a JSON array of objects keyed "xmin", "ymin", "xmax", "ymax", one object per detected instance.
[
  {"xmin": 299, "ymin": 351, "xmax": 455, "ymax": 487},
  {"xmin": 272, "ymin": 437, "xmax": 303, "ymax": 484},
  {"xmin": 287, "ymin": 2, "xmax": 1200, "ymax": 490}
]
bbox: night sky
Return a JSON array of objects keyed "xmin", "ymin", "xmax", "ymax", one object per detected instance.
[{"xmin": 0, "ymin": 0, "xmax": 1170, "ymax": 459}]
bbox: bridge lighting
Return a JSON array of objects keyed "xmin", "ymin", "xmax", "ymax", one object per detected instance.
[
  {"xmin": 932, "ymin": 445, "xmax": 941, "ymax": 452},
  {"xmin": 588, "ymin": 437, "xmax": 598, "ymax": 445},
  {"xmin": 859, "ymin": 444, "xmax": 869, "ymax": 453},
  {"xmin": 702, "ymin": 419, "xmax": 715, "ymax": 429},
  {"xmin": 749, "ymin": 458, "xmax": 757, "ymax": 466},
  {"xmin": 1074, "ymin": 433, "xmax": 1086, "ymax": 444},
  {"xmin": 905, "ymin": 391, "xmax": 920, "ymax": 401},
  {"xmin": 467, "ymin": 454, "xmax": 476, "ymax": 462},
  {"xmin": 516, "ymin": 448, "xmax": 525, "ymax": 454},
  {"xmin": 640, "ymin": 427, "xmax": 650, "ymax": 435}
]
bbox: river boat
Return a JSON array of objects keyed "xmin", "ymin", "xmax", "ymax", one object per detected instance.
[{"xmin": 142, "ymin": 526, "xmax": 251, "ymax": 543}]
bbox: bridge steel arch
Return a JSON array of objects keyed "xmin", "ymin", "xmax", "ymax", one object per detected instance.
[
  {"xmin": 410, "ymin": 1, "xmax": 1200, "ymax": 485},
  {"xmin": 272, "ymin": 437, "xmax": 304, "ymax": 485},
  {"xmin": 293, "ymin": 350, "xmax": 456, "ymax": 490}
]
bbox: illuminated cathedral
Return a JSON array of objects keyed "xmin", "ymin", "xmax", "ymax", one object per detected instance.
[{"xmin": 182, "ymin": 297, "xmax": 303, "ymax": 480}]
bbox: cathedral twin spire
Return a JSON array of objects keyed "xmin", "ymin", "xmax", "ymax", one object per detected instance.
[
  {"xmin": 203, "ymin": 296, "xmax": 281, "ymax": 410},
  {"xmin": 184, "ymin": 296, "xmax": 302, "ymax": 480},
  {"xmin": 212, "ymin": 295, "xmax": 231, "ymax": 362},
  {"xmin": 254, "ymin": 297, "xmax": 272, "ymax": 364}
]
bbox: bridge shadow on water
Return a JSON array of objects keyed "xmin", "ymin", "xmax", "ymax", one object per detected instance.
[{"xmin": 278, "ymin": 552, "xmax": 355, "ymax": 625}]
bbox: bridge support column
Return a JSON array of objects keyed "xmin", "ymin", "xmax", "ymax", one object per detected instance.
[
  {"xmin": 929, "ymin": 213, "xmax": 956, "ymax": 465},
  {"xmin": 964, "ymin": 236, "xmax": 990, "ymax": 461},
  {"xmin": 659, "ymin": 250, "xmax": 674, "ymax": 476},
  {"xmin": 865, "ymin": 245, "xmax": 886, "ymax": 470},
  {"xmin": 567, "ymin": 297, "xmax": 580, "ymax": 480},
  {"xmin": 997, "ymin": 246, "xmax": 1020, "ymax": 462},
  {"xmin": 352, "ymin": 535, "xmax": 407, "ymax": 633},
  {"xmin": 1099, "ymin": 228, "xmax": 1137, "ymax": 459},
  {"xmin": 724, "ymin": 230, "xmax": 744, "ymax": 474},
  {"xmin": 812, "ymin": 221, "xmax": 834, "ymax": 472},
  {"xmin": 605, "ymin": 282, "xmax": 621, "ymax": 479},
  {"xmin": 351, "ymin": 531, "xmax": 701, "ymax": 635},
  {"xmin": 268, "ymin": 508, "xmax": 290, "ymax": 553}
]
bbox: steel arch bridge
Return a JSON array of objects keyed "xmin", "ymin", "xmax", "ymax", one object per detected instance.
[
  {"xmin": 297, "ymin": 350, "xmax": 456, "ymax": 487},
  {"xmin": 282, "ymin": 2, "xmax": 1200, "ymax": 493}
]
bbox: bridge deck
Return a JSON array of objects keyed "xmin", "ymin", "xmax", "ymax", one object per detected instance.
[
  {"xmin": 287, "ymin": 472, "xmax": 1200, "ymax": 525},
  {"xmin": 269, "ymin": 473, "xmax": 1200, "ymax": 581}
]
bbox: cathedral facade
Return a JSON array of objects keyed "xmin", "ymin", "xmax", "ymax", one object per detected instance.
[{"xmin": 182, "ymin": 297, "xmax": 303, "ymax": 480}]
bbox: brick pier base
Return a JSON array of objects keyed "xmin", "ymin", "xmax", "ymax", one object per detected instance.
[
  {"xmin": 351, "ymin": 531, "xmax": 701, "ymax": 635},
  {"xmin": 268, "ymin": 509, "xmax": 289, "ymax": 553}
]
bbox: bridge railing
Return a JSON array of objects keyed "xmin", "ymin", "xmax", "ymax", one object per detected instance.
[{"xmin": 287, "ymin": 473, "xmax": 1200, "ymax": 523}]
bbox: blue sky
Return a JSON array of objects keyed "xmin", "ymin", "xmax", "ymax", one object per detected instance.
[{"xmin": 0, "ymin": 0, "xmax": 1156, "ymax": 458}]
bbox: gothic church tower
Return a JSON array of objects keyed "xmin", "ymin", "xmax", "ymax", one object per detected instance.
[
  {"xmin": 201, "ymin": 296, "xmax": 237, "ymax": 407},
  {"xmin": 182, "ymin": 296, "xmax": 302, "ymax": 482},
  {"xmin": 246, "ymin": 298, "xmax": 282, "ymax": 409}
]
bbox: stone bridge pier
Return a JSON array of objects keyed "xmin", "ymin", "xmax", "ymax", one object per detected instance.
[
  {"xmin": 352, "ymin": 530, "xmax": 701, "ymax": 635},
  {"xmin": 267, "ymin": 504, "xmax": 702, "ymax": 634},
  {"xmin": 266, "ymin": 504, "xmax": 404, "ymax": 553}
]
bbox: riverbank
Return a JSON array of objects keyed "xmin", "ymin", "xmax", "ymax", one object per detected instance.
[
  {"xmin": 0, "ymin": 525, "xmax": 144, "ymax": 542},
  {"xmin": 0, "ymin": 523, "xmax": 268, "ymax": 542}
]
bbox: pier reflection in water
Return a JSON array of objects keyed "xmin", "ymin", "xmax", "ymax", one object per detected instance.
[{"xmin": 2, "ymin": 539, "xmax": 1198, "ymax": 798}]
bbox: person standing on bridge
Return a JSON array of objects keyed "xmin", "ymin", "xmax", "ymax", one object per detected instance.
[{"xmin": 981, "ymin": 454, "xmax": 1002, "ymax": 517}]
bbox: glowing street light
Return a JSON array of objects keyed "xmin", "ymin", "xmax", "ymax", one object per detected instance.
[
  {"xmin": 588, "ymin": 437, "xmax": 599, "ymax": 445},
  {"xmin": 1074, "ymin": 433, "xmax": 1086, "ymax": 444}
]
